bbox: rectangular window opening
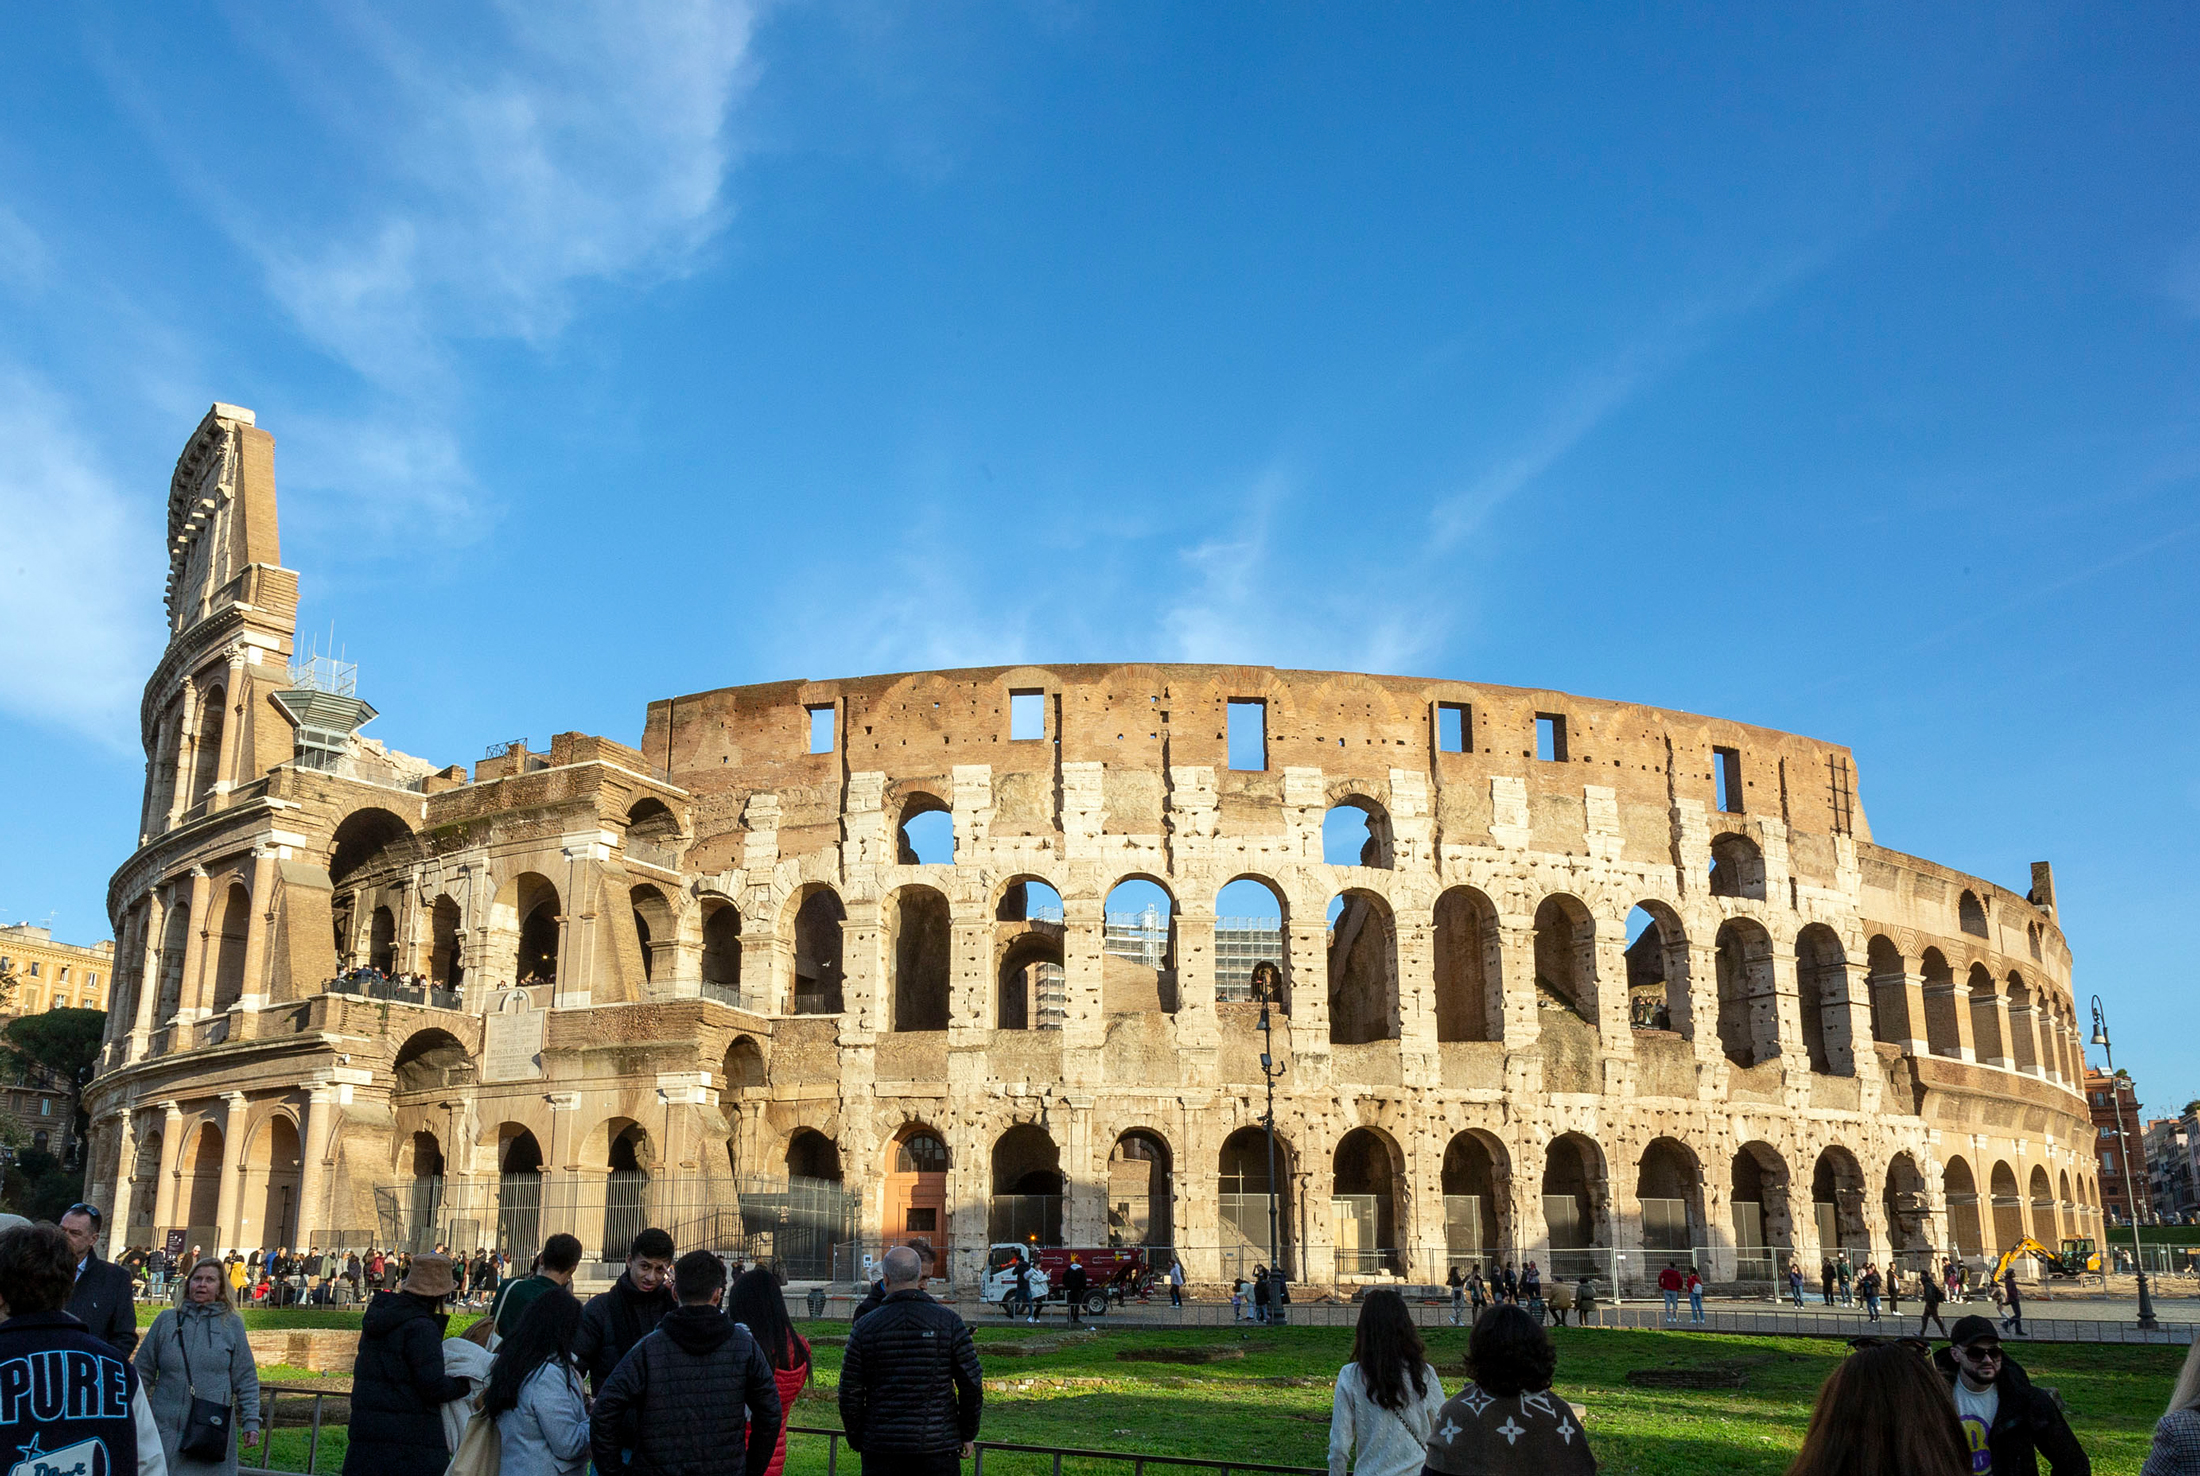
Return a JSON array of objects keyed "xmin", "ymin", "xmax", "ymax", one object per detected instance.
[
  {"xmin": 1534, "ymin": 713, "xmax": 1568, "ymax": 763},
  {"xmin": 806, "ymin": 704, "xmax": 836, "ymax": 755},
  {"xmin": 1436, "ymin": 702, "xmax": 1470, "ymax": 754},
  {"xmin": 1714, "ymin": 746, "xmax": 1743, "ymax": 814},
  {"xmin": 1010, "ymin": 689, "xmax": 1045, "ymax": 741},
  {"xmin": 1227, "ymin": 700, "xmax": 1268, "ymax": 772}
]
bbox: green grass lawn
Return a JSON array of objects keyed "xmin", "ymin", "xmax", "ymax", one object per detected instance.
[{"xmin": 217, "ymin": 1315, "xmax": 2185, "ymax": 1476}]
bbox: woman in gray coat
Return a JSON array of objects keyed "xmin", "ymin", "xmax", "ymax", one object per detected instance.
[{"xmin": 137, "ymin": 1259, "xmax": 263, "ymax": 1476}]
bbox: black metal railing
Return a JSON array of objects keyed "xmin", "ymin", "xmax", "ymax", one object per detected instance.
[
  {"xmin": 787, "ymin": 1427, "xmax": 1322, "ymax": 1476},
  {"xmin": 243, "ymin": 1384, "xmax": 337, "ymax": 1476},
  {"xmin": 325, "ymin": 975, "xmax": 463, "ymax": 1010}
]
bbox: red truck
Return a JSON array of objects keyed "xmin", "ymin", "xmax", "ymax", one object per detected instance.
[{"xmin": 983, "ymin": 1243, "xmax": 1158, "ymax": 1316}]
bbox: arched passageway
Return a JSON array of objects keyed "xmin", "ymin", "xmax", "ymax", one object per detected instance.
[
  {"xmin": 1327, "ymin": 890, "xmax": 1399, "ymax": 1044},
  {"xmin": 1636, "ymin": 1138, "xmax": 1702, "ymax": 1258},
  {"xmin": 1715, "ymin": 920, "xmax": 1780, "ymax": 1068},
  {"xmin": 1219, "ymin": 1126, "xmax": 1295, "ymax": 1276},
  {"xmin": 1731, "ymin": 1142, "xmax": 1794, "ymax": 1282},
  {"xmin": 497, "ymin": 1127, "xmax": 545, "ymax": 1259},
  {"xmin": 1541, "ymin": 1134, "xmax": 1607, "ymax": 1280},
  {"xmin": 1332, "ymin": 1128, "xmax": 1405, "ymax": 1276},
  {"xmin": 884, "ymin": 1128, "xmax": 950, "ymax": 1254},
  {"xmin": 1943, "ymin": 1157, "xmax": 1983, "ymax": 1259},
  {"xmin": 991, "ymin": 1124, "xmax": 1064, "ymax": 1246},
  {"xmin": 890, "ymin": 886, "xmax": 952, "ymax": 1031},
  {"xmin": 1434, "ymin": 888, "xmax": 1502, "ymax": 1042},
  {"xmin": 1108, "ymin": 1131, "xmax": 1173, "ymax": 1248},
  {"xmin": 790, "ymin": 887, "xmax": 847, "ymax": 1014},
  {"xmin": 1812, "ymin": 1148, "xmax": 1868, "ymax": 1255},
  {"xmin": 1441, "ymin": 1132, "xmax": 1505, "ymax": 1270}
]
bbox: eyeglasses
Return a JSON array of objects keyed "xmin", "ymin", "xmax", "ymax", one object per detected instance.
[{"xmin": 1958, "ymin": 1345, "xmax": 2005, "ymax": 1363}]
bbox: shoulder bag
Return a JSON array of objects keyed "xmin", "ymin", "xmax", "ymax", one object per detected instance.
[
  {"xmin": 171, "ymin": 1316, "xmax": 234, "ymax": 1463},
  {"xmin": 446, "ymin": 1394, "xmax": 501, "ymax": 1476}
]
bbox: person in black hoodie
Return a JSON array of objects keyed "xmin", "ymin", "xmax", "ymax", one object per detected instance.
[
  {"xmin": 342, "ymin": 1254, "xmax": 476, "ymax": 1476},
  {"xmin": 575, "ymin": 1228, "xmax": 678, "ymax": 1393},
  {"xmin": 840, "ymin": 1246, "xmax": 983, "ymax": 1476},
  {"xmin": 589, "ymin": 1249, "xmax": 781, "ymax": 1476},
  {"xmin": 1933, "ymin": 1315, "xmax": 2090, "ymax": 1476}
]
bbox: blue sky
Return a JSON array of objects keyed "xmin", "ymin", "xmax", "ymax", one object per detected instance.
[{"xmin": 1, "ymin": 3, "xmax": 2194, "ymax": 1110}]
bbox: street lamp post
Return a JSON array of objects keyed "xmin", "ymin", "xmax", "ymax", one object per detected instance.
[
  {"xmin": 1252, "ymin": 963, "xmax": 1289, "ymax": 1294},
  {"xmin": 2089, "ymin": 994, "xmax": 2158, "ymax": 1331}
]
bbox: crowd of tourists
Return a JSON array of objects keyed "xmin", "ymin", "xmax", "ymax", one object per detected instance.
[
  {"xmin": 3, "ymin": 1200, "xmax": 2196, "ymax": 1476},
  {"xmin": 120, "ymin": 1242, "xmax": 515, "ymax": 1309}
]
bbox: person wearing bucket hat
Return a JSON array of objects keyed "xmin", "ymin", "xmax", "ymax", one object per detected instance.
[
  {"xmin": 344, "ymin": 1255, "xmax": 477, "ymax": 1476},
  {"xmin": 1932, "ymin": 1314, "xmax": 2090, "ymax": 1476}
]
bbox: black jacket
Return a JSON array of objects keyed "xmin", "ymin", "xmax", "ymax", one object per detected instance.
[
  {"xmin": 342, "ymin": 1291, "xmax": 474, "ymax": 1476},
  {"xmin": 589, "ymin": 1304, "xmax": 781, "ymax": 1476},
  {"xmin": 839, "ymin": 1288, "xmax": 983, "ymax": 1455},
  {"xmin": 1061, "ymin": 1265, "xmax": 1088, "ymax": 1299},
  {"xmin": 852, "ymin": 1279, "xmax": 889, "ymax": 1322},
  {"xmin": 1934, "ymin": 1347, "xmax": 2090, "ymax": 1476},
  {"xmin": 68, "ymin": 1251, "xmax": 139, "ymax": 1355},
  {"xmin": 575, "ymin": 1270, "xmax": 679, "ymax": 1393}
]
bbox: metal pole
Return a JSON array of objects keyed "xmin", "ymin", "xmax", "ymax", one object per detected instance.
[
  {"xmin": 2090, "ymin": 995, "xmax": 2157, "ymax": 1331},
  {"xmin": 1254, "ymin": 963, "xmax": 1287, "ymax": 1291}
]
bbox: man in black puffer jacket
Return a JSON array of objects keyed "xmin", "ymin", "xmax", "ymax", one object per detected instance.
[
  {"xmin": 342, "ymin": 1255, "xmax": 476, "ymax": 1476},
  {"xmin": 840, "ymin": 1245, "xmax": 984, "ymax": 1475},
  {"xmin": 590, "ymin": 1249, "xmax": 782, "ymax": 1476},
  {"xmin": 575, "ymin": 1226, "xmax": 679, "ymax": 1393}
]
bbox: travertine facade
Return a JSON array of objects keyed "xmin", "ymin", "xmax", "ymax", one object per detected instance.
[{"xmin": 83, "ymin": 405, "xmax": 2097, "ymax": 1288}]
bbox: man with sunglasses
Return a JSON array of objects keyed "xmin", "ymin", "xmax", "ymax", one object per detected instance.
[
  {"xmin": 58, "ymin": 1201, "xmax": 138, "ymax": 1355},
  {"xmin": 1933, "ymin": 1315, "xmax": 2089, "ymax": 1475}
]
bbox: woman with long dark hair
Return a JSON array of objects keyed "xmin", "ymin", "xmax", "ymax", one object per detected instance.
[
  {"xmin": 1785, "ymin": 1342, "xmax": 1968, "ymax": 1476},
  {"xmin": 1327, "ymin": 1288, "xmax": 1444, "ymax": 1476},
  {"xmin": 728, "ymin": 1267, "xmax": 811, "ymax": 1476},
  {"xmin": 484, "ymin": 1289, "xmax": 588, "ymax": 1476}
]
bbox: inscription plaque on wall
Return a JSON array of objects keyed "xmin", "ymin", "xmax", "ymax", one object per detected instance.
[{"xmin": 483, "ymin": 991, "xmax": 545, "ymax": 1082}]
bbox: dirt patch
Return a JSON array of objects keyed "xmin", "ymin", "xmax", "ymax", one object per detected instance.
[
  {"xmin": 1624, "ymin": 1360, "xmax": 1757, "ymax": 1390},
  {"xmin": 1116, "ymin": 1346, "xmax": 1246, "ymax": 1365}
]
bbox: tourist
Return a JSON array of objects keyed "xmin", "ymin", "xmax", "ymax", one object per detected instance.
[
  {"xmin": 1686, "ymin": 1267, "xmax": 1706, "ymax": 1325},
  {"xmin": 1468, "ymin": 1267, "xmax": 1488, "ymax": 1320},
  {"xmin": 1499, "ymin": 1262, "xmax": 1519, "ymax": 1304},
  {"xmin": 61, "ymin": 1202, "xmax": 138, "ymax": 1354},
  {"xmin": 575, "ymin": 1228, "xmax": 678, "ymax": 1394},
  {"xmin": 1836, "ymin": 1255, "xmax": 1853, "ymax": 1307},
  {"xmin": 1785, "ymin": 1341, "xmax": 1970, "ymax": 1476},
  {"xmin": 1270, "ymin": 1265, "xmax": 1291, "ymax": 1325},
  {"xmin": 1887, "ymin": 1263, "xmax": 1904, "ymax": 1315},
  {"xmin": 485, "ymin": 1291, "xmax": 588, "ymax": 1476},
  {"xmin": 838, "ymin": 1245, "xmax": 983, "ymax": 1476},
  {"xmin": 1169, "ymin": 1257, "xmax": 1186, "ymax": 1308},
  {"xmin": 591, "ymin": 1251, "xmax": 779, "ymax": 1476},
  {"xmin": 1932, "ymin": 1315, "xmax": 2088, "ymax": 1476},
  {"xmin": 1231, "ymin": 1276, "xmax": 1247, "ymax": 1322},
  {"xmin": 1253, "ymin": 1264, "xmax": 1272, "ymax": 1324},
  {"xmin": 468, "ymin": 1248, "xmax": 493, "ymax": 1308},
  {"xmin": 1425, "ymin": 1303, "xmax": 1594, "ymax": 1474},
  {"xmin": 1014, "ymin": 1255, "xmax": 1038, "ymax": 1323},
  {"xmin": 1919, "ymin": 1269, "xmax": 1950, "ymax": 1337},
  {"xmin": 1327, "ymin": 1288, "xmax": 1445, "ymax": 1476},
  {"xmin": 227, "ymin": 1257, "xmax": 248, "ymax": 1300},
  {"xmin": 1575, "ymin": 1274, "xmax": 1597, "ymax": 1327},
  {"xmin": 1446, "ymin": 1265, "xmax": 1467, "ymax": 1326},
  {"xmin": 1659, "ymin": 1262, "xmax": 1684, "ymax": 1323},
  {"xmin": 343, "ymin": 1254, "xmax": 477, "ymax": 1476},
  {"xmin": 1520, "ymin": 1261, "xmax": 1543, "ymax": 1323},
  {"xmin": 1062, "ymin": 1256, "xmax": 1089, "ymax": 1325},
  {"xmin": 146, "ymin": 1243, "xmax": 170, "ymax": 1299},
  {"xmin": 1546, "ymin": 1276, "xmax": 1573, "ymax": 1328},
  {"xmin": 494, "ymin": 1233, "xmax": 582, "ymax": 1337},
  {"xmin": 0, "ymin": 1225, "xmax": 166, "ymax": 1476},
  {"xmin": 1789, "ymin": 1258, "xmax": 1807, "ymax": 1308},
  {"xmin": 138, "ymin": 1257, "xmax": 262, "ymax": 1476},
  {"xmin": 728, "ymin": 1267, "xmax": 812, "ymax": 1476},
  {"xmin": 1821, "ymin": 1258, "xmax": 1837, "ymax": 1306},
  {"xmin": 2000, "ymin": 1265, "xmax": 2026, "ymax": 1338},
  {"xmin": 1859, "ymin": 1264, "xmax": 1881, "ymax": 1324},
  {"xmin": 2140, "ymin": 1336, "xmax": 2200, "ymax": 1476}
]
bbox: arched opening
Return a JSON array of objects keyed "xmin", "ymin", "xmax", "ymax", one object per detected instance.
[
  {"xmin": 497, "ymin": 1127, "xmax": 545, "ymax": 1258},
  {"xmin": 1959, "ymin": 890, "xmax": 1988, "ymax": 938},
  {"xmin": 249, "ymin": 1115, "xmax": 303, "ymax": 1250},
  {"xmin": 789, "ymin": 886, "xmax": 846, "ymax": 1014},
  {"xmin": 157, "ymin": 901, "xmax": 192, "ymax": 1022},
  {"xmin": 1434, "ymin": 887, "xmax": 1502, "ymax": 1042},
  {"xmin": 2028, "ymin": 1164, "xmax": 2057, "ymax": 1244},
  {"xmin": 884, "ymin": 1127, "xmax": 950, "ymax": 1254},
  {"xmin": 2006, "ymin": 972, "xmax": 2039, "ymax": 1074},
  {"xmin": 130, "ymin": 1132, "xmax": 164, "ymax": 1231},
  {"xmin": 1541, "ymin": 1133, "xmax": 1606, "ymax": 1280},
  {"xmin": 1794, "ymin": 924, "xmax": 1853, "ymax": 1075},
  {"xmin": 329, "ymin": 808, "xmax": 419, "ymax": 890},
  {"xmin": 604, "ymin": 1122, "xmax": 652, "ymax": 1260},
  {"xmin": 995, "ymin": 878, "xmax": 1065, "ymax": 1029},
  {"xmin": 1865, "ymin": 935, "xmax": 1905, "ymax": 1047},
  {"xmin": 1623, "ymin": 903, "xmax": 1688, "ymax": 1035},
  {"xmin": 629, "ymin": 885, "xmax": 676, "ymax": 987},
  {"xmin": 1441, "ymin": 1132, "xmax": 1505, "ymax": 1270},
  {"xmin": 209, "ymin": 881, "xmax": 252, "ymax": 1013},
  {"xmin": 1709, "ymin": 832, "xmax": 1766, "ymax": 900},
  {"xmin": 1884, "ymin": 1154, "xmax": 1931, "ymax": 1264},
  {"xmin": 392, "ymin": 1029, "xmax": 473, "ymax": 1094},
  {"xmin": 1215, "ymin": 877, "xmax": 1286, "ymax": 1006},
  {"xmin": 1636, "ymin": 1138, "xmax": 1702, "ymax": 1258},
  {"xmin": 368, "ymin": 906, "xmax": 397, "ymax": 975},
  {"xmin": 700, "ymin": 899, "xmax": 741, "ymax": 1003},
  {"xmin": 1332, "ymin": 1128, "xmax": 1405, "ymax": 1276},
  {"xmin": 1943, "ymin": 1157, "xmax": 1983, "ymax": 1260},
  {"xmin": 1715, "ymin": 919, "xmax": 1781, "ymax": 1068},
  {"xmin": 189, "ymin": 685, "xmax": 225, "ymax": 806},
  {"xmin": 1533, "ymin": 894, "xmax": 1600, "ymax": 1090},
  {"xmin": 1812, "ymin": 1147, "xmax": 1868, "ymax": 1255},
  {"xmin": 777, "ymin": 1129, "xmax": 851, "ymax": 1278},
  {"xmin": 1327, "ymin": 888, "xmax": 1399, "ymax": 1044},
  {"xmin": 2059, "ymin": 1169, "xmax": 2075, "ymax": 1237},
  {"xmin": 990, "ymin": 1124, "xmax": 1064, "ymax": 1245},
  {"xmin": 1731, "ymin": 1142, "xmax": 1794, "ymax": 1282},
  {"xmin": 183, "ymin": 1122, "xmax": 225, "ymax": 1238},
  {"xmin": 1108, "ymin": 1130, "xmax": 1173, "ymax": 1248},
  {"xmin": 786, "ymin": 1129, "xmax": 842, "ymax": 1182},
  {"xmin": 1219, "ymin": 1126, "xmax": 1295, "ymax": 1275},
  {"xmin": 487, "ymin": 872, "xmax": 562, "ymax": 987},
  {"xmin": 428, "ymin": 896, "xmax": 463, "ymax": 989},
  {"xmin": 1989, "ymin": 1161, "xmax": 2024, "ymax": 1255},
  {"xmin": 889, "ymin": 885, "xmax": 952, "ymax": 1031},
  {"xmin": 722, "ymin": 1034, "xmax": 766, "ymax": 1089},
  {"xmin": 1322, "ymin": 798, "xmax": 1394, "ymax": 869},
  {"xmin": 1921, "ymin": 948, "xmax": 1960, "ymax": 1057},
  {"xmin": 400, "ymin": 1129, "xmax": 441, "ymax": 1253},
  {"xmin": 1104, "ymin": 878, "xmax": 1179, "ymax": 1014},
  {"xmin": 897, "ymin": 794, "xmax": 955, "ymax": 865},
  {"xmin": 1968, "ymin": 965, "xmax": 2005, "ymax": 1065},
  {"xmin": 624, "ymin": 797, "xmax": 681, "ymax": 864}
]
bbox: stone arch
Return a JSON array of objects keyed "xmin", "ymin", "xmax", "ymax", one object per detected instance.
[
  {"xmin": 884, "ymin": 1123, "xmax": 951, "ymax": 1251},
  {"xmin": 1968, "ymin": 964, "xmax": 2004, "ymax": 1064},
  {"xmin": 1328, "ymin": 888, "xmax": 1399, "ymax": 1044},
  {"xmin": 624, "ymin": 796, "xmax": 681, "ymax": 855},
  {"xmin": 368, "ymin": 905, "xmax": 397, "ymax": 975},
  {"xmin": 1532, "ymin": 892, "xmax": 1598, "ymax": 1022},
  {"xmin": 1715, "ymin": 918, "xmax": 1780, "ymax": 1068},
  {"xmin": 427, "ymin": 895, "xmax": 463, "ymax": 988},
  {"xmin": 1731, "ymin": 1141, "xmax": 1795, "ymax": 1278},
  {"xmin": 629, "ymin": 883, "xmax": 677, "ymax": 987},
  {"xmin": 1921, "ymin": 948, "xmax": 1960, "ymax": 1057},
  {"xmin": 1214, "ymin": 875, "xmax": 1288, "ymax": 1007},
  {"xmin": 244, "ymin": 1112, "xmax": 302, "ymax": 1249},
  {"xmin": 1541, "ymin": 1133, "xmax": 1609, "ymax": 1278},
  {"xmin": 396, "ymin": 1127, "xmax": 442, "ymax": 1253},
  {"xmin": 896, "ymin": 791, "xmax": 954, "ymax": 865},
  {"xmin": 1709, "ymin": 831, "xmax": 1766, "ymax": 900},
  {"xmin": 182, "ymin": 1120, "xmax": 224, "ymax": 1237},
  {"xmin": 785, "ymin": 1128, "xmax": 843, "ymax": 1183},
  {"xmin": 1322, "ymin": 796, "xmax": 1394, "ymax": 869},
  {"xmin": 496, "ymin": 1125, "xmax": 546, "ymax": 1259},
  {"xmin": 700, "ymin": 897, "xmax": 741, "ymax": 1000},
  {"xmin": 189, "ymin": 682, "xmax": 225, "ymax": 807},
  {"xmin": 2058, "ymin": 1168, "xmax": 2073, "ymax": 1229},
  {"xmin": 1959, "ymin": 889, "xmax": 1989, "ymax": 938},
  {"xmin": 991, "ymin": 1122, "xmax": 1064, "ymax": 1245},
  {"xmin": 1811, "ymin": 1146, "xmax": 1869, "ymax": 1254},
  {"xmin": 1103, "ymin": 875, "xmax": 1179, "ymax": 1014},
  {"xmin": 887, "ymin": 884, "xmax": 952, "ymax": 1031},
  {"xmin": 1635, "ymin": 1137, "xmax": 1704, "ymax": 1256},
  {"xmin": 1623, "ymin": 901, "xmax": 1690, "ymax": 1037},
  {"xmin": 996, "ymin": 928, "xmax": 1063, "ymax": 1030},
  {"xmin": 1865, "ymin": 934, "xmax": 1905, "ymax": 1046},
  {"xmin": 1943, "ymin": 1156, "xmax": 1983, "ymax": 1259},
  {"xmin": 786, "ymin": 884, "xmax": 846, "ymax": 1014},
  {"xmin": 392, "ymin": 1028, "xmax": 473, "ymax": 1095},
  {"xmin": 328, "ymin": 807, "xmax": 419, "ymax": 888},
  {"xmin": 156, "ymin": 899, "xmax": 192, "ymax": 1023},
  {"xmin": 1441, "ymin": 1130, "xmax": 1508, "ymax": 1267},
  {"xmin": 1434, "ymin": 886, "xmax": 1502, "ymax": 1042},
  {"xmin": 208, "ymin": 879, "xmax": 253, "ymax": 1013},
  {"xmin": 603, "ymin": 1119, "xmax": 653, "ymax": 1260},
  {"xmin": 1989, "ymin": 1160, "xmax": 2024, "ymax": 1253},
  {"xmin": 1794, "ymin": 923, "xmax": 1853, "ymax": 1075},
  {"xmin": 1107, "ymin": 1129, "xmax": 1173, "ymax": 1248},
  {"xmin": 721, "ymin": 1034, "xmax": 766, "ymax": 1089},
  {"xmin": 2028, "ymin": 1164, "xmax": 2057, "ymax": 1243},
  {"xmin": 1884, "ymin": 1153, "xmax": 1931, "ymax": 1259},
  {"xmin": 1332, "ymin": 1126, "xmax": 1406, "ymax": 1276},
  {"xmin": 2005, "ymin": 971, "xmax": 2039, "ymax": 1074},
  {"xmin": 487, "ymin": 872, "xmax": 561, "ymax": 987},
  {"xmin": 1219, "ymin": 1125, "xmax": 1296, "ymax": 1272}
]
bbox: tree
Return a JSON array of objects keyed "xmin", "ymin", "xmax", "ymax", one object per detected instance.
[{"xmin": 0, "ymin": 1009, "xmax": 106, "ymax": 1202}]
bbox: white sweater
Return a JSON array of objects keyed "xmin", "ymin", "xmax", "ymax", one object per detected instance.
[{"xmin": 1329, "ymin": 1361, "xmax": 1448, "ymax": 1476}]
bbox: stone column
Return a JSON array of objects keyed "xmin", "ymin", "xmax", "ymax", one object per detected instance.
[
  {"xmin": 1927, "ymin": 973, "xmax": 1976, "ymax": 1061},
  {"xmin": 150, "ymin": 1102, "xmax": 184, "ymax": 1232},
  {"xmin": 1059, "ymin": 897, "xmax": 1106, "ymax": 1069},
  {"xmin": 237, "ymin": 848, "xmax": 279, "ymax": 1011},
  {"xmin": 209, "ymin": 646, "xmax": 246, "ymax": 807},
  {"xmin": 1832, "ymin": 957, "xmax": 1871, "ymax": 1076},
  {"xmin": 1174, "ymin": 896, "xmax": 1220, "ymax": 1050},
  {"xmin": 1286, "ymin": 920, "xmax": 1331, "ymax": 1045},
  {"xmin": 165, "ymin": 684, "xmax": 197, "ymax": 829},
  {"xmin": 1975, "ymin": 988, "xmax": 2014, "ymax": 1071},
  {"xmin": 2009, "ymin": 1002, "xmax": 2043, "ymax": 1078},
  {"xmin": 1767, "ymin": 940, "xmax": 1810, "ymax": 1076},
  {"xmin": 174, "ymin": 869, "xmax": 213, "ymax": 1020},
  {"xmin": 102, "ymin": 1113, "xmax": 138, "ymax": 1254},
  {"xmin": 131, "ymin": 891, "xmax": 166, "ymax": 1055},
  {"xmin": 296, "ymin": 1087, "xmax": 334, "ymax": 1246},
  {"xmin": 213, "ymin": 1092, "xmax": 249, "ymax": 1254},
  {"xmin": 1870, "ymin": 967, "xmax": 1929, "ymax": 1055}
]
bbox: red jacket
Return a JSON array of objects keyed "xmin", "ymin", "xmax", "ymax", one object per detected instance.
[
  {"xmin": 1657, "ymin": 1267, "xmax": 1685, "ymax": 1292},
  {"xmin": 750, "ymin": 1336, "xmax": 811, "ymax": 1476}
]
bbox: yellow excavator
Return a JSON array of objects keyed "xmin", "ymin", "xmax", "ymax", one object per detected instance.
[{"xmin": 1991, "ymin": 1237, "xmax": 2101, "ymax": 1281}]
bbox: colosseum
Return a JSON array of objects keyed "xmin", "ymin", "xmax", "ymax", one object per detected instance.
[{"xmin": 82, "ymin": 403, "xmax": 2099, "ymax": 1293}]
